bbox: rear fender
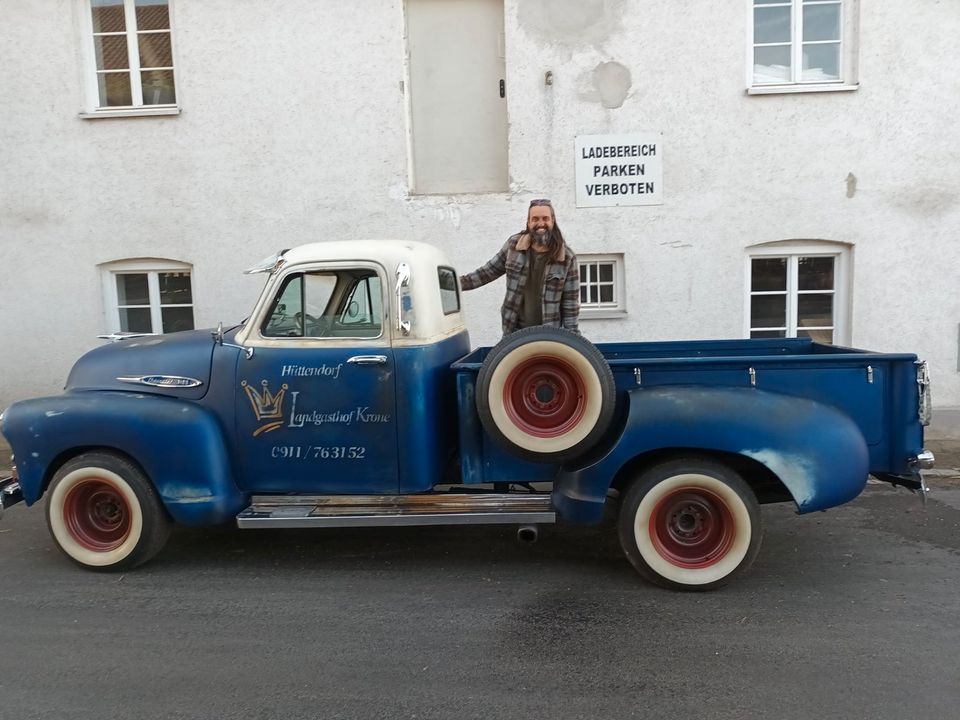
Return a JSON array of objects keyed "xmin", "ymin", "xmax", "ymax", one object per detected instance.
[
  {"xmin": 2, "ymin": 392, "xmax": 245, "ymax": 525},
  {"xmin": 554, "ymin": 385, "xmax": 869, "ymax": 523}
]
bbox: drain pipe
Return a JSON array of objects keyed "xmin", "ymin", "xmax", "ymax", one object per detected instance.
[{"xmin": 517, "ymin": 525, "xmax": 539, "ymax": 544}]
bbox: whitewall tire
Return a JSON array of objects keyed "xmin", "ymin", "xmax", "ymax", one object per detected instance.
[
  {"xmin": 618, "ymin": 458, "xmax": 762, "ymax": 590},
  {"xmin": 46, "ymin": 452, "xmax": 172, "ymax": 571},
  {"xmin": 476, "ymin": 327, "xmax": 616, "ymax": 463}
]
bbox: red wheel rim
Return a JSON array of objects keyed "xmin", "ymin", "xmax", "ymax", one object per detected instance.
[
  {"xmin": 62, "ymin": 478, "xmax": 132, "ymax": 552},
  {"xmin": 649, "ymin": 487, "xmax": 735, "ymax": 568},
  {"xmin": 502, "ymin": 354, "xmax": 587, "ymax": 438}
]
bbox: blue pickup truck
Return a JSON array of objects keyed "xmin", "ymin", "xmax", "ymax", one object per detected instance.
[{"xmin": 0, "ymin": 240, "xmax": 934, "ymax": 589}]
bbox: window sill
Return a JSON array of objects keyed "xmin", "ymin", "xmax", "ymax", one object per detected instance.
[
  {"xmin": 581, "ymin": 309, "xmax": 627, "ymax": 320},
  {"xmin": 747, "ymin": 83, "xmax": 858, "ymax": 96},
  {"xmin": 79, "ymin": 107, "xmax": 181, "ymax": 119},
  {"xmin": 407, "ymin": 190, "xmax": 510, "ymax": 199}
]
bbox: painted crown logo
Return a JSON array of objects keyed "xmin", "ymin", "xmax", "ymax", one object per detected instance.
[{"xmin": 242, "ymin": 379, "xmax": 288, "ymax": 435}]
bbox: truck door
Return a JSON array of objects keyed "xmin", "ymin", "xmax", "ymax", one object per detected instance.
[{"xmin": 235, "ymin": 263, "xmax": 398, "ymax": 494}]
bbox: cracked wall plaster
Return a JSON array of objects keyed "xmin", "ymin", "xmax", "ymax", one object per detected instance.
[{"xmin": 592, "ymin": 61, "xmax": 631, "ymax": 108}]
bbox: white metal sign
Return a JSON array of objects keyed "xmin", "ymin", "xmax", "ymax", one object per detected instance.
[{"xmin": 575, "ymin": 132, "xmax": 663, "ymax": 208}]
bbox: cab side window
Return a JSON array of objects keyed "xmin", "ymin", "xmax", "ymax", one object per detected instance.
[{"xmin": 262, "ymin": 269, "xmax": 382, "ymax": 339}]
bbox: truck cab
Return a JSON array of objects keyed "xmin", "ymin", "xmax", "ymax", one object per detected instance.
[{"xmin": 229, "ymin": 240, "xmax": 469, "ymax": 495}]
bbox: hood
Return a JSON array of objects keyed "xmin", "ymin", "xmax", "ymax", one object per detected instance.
[{"xmin": 65, "ymin": 328, "xmax": 221, "ymax": 400}]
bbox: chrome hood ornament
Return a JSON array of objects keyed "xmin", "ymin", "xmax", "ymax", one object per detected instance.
[{"xmin": 244, "ymin": 249, "xmax": 290, "ymax": 275}]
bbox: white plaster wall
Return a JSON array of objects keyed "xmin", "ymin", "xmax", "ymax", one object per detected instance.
[{"xmin": 1, "ymin": 0, "xmax": 958, "ymax": 417}]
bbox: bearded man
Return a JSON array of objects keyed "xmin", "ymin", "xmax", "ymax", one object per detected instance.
[{"xmin": 459, "ymin": 199, "xmax": 581, "ymax": 336}]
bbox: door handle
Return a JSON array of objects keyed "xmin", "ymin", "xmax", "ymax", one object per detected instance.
[
  {"xmin": 499, "ymin": 79, "xmax": 505, "ymax": 98},
  {"xmin": 347, "ymin": 355, "xmax": 388, "ymax": 366}
]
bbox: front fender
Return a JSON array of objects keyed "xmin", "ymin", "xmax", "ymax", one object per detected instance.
[
  {"xmin": 1, "ymin": 392, "xmax": 245, "ymax": 525},
  {"xmin": 554, "ymin": 385, "xmax": 869, "ymax": 523}
]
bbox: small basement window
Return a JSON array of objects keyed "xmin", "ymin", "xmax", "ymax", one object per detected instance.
[
  {"xmin": 101, "ymin": 258, "xmax": 194, "ymax": 333},
  {"xmin": 579, "ymin": 254, "xmax": 626, "ymax": 318}
]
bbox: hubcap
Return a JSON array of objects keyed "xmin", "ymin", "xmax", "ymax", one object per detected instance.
[
  {"xmin": 503, "ymin": 355, "xmax": 587, "ymax": 437},
  {"xmin": 63, "ymin": 478, "xmax": 132, "ymax": 552},
  {"xmin": 649, "ymin": 487, "xmax": 735, "ymax": 568}
]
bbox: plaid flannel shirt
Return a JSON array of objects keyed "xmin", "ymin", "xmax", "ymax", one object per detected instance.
[{"xmin": 459, "ymin": 232, "xmax": 580, "ymax": 335}]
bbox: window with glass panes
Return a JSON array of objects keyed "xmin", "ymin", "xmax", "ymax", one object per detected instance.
[
  {"xmin": 88, "ymin": 0, "xmax": 176, "ymax": 108},
  {"xmin": 752, "ymin": 0, "xmax": 843, "ymax": 85},
  {"xmin": 749, "ymin": 255, "xmax": 838, "ymax": 343},
  {"xmin": 579, "ymin": 256, "xmax": 623, "ymax": 311},
  {"xmin": 113, "ymin": 270, "xmax": 194, "ymax": 333}
]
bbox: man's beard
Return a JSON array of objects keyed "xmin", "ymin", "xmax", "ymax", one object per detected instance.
[{"xmin": 529, "ymin": 226, "xmax": 556, "ymax": 248}]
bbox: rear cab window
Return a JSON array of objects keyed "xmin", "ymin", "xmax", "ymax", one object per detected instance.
[{"xmin": 438, "ymin": 266, "xmax": 460, "ymax": 315}]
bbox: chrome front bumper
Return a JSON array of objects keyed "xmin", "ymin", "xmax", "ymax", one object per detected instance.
[{"xmin": 0, "ymin": 475, "xmax": 23, "ymax": 520}]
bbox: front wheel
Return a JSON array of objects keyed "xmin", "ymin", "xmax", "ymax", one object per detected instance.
[
  {"xmin": 618, "ymin": 458, "xmax": 762, "ymax": 591},
  {"xmin": 46, "ymin": 452, "xmax": 172, "ymax": 571}
]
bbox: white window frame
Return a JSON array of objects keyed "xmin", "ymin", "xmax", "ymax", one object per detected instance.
[
  {"xmin": 744, "ymin": 241, "xmax": 851, "ymax": 345},
  {"xmin": 100, "ymin": 258, "xmax": 194, "ymax": 334},
  {"xmin": 746, "ymin": 0, "xmax": 859, "ymax": 95},
  {"xmin": 77, "ymin": 0, "xmax": 181, "ymax": 118},
  {"xmin": 578, "ymin": 253, "xmax": 626, "ymax": 319}
]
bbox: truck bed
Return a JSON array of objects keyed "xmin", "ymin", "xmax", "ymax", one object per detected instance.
[{"xmin": 453, "ymin": 337, "xmax": 926, "ymax": 481}]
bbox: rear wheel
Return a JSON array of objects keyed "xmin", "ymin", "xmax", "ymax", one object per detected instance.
[
  {"xmin": 618, "ymin": 458, "xmax": 762, "ymax": 590},
  {"xmin": 46, "ymin": 452, "xmax": 172, "ymax": 571}
]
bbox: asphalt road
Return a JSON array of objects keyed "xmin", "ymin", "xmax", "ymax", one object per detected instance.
[{"xmin": 1, "ymin": 480, "xmax": 958, "ymax": 720}]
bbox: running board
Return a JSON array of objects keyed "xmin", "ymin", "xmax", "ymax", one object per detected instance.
[{"xmin": 236, "ymin": 493, "xmax": 556, "ymax": 529}]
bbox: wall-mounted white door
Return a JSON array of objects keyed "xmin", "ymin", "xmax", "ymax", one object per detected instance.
[{"xmin": 406, "ymin": 0, "xmax": 508, "ymax": 194}]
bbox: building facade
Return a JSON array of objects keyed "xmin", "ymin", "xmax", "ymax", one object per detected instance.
[{"xmin": 1, "ymin": 0, "xmax": 958, "ymax": 429}]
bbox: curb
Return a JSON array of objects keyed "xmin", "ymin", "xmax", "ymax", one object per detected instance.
[{"xmin": 922, "ymin": 468, "xmax": 960, "ymax": 480}]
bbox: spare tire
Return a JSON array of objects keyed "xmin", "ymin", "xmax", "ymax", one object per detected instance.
[{"xmin": 476, "ymin": 327, "xmax": 616, "ymax": 463}]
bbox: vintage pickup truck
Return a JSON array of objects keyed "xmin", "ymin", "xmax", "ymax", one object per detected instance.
[{"xmin": 0, "ymin": 240, "xmax": 934, "ymax": 589}]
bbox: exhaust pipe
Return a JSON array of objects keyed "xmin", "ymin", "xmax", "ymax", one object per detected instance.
[{"xmin": 517, "ymin": 525, "xmax": 539, "ymax": 544}]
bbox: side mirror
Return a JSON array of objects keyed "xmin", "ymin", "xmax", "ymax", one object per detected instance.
[{"xmin": 211, "ymin": 321, "xmax": 254, "ymax": 359}]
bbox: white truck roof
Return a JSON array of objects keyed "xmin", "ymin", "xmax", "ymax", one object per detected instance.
[{"xmin": 238, "ymin": 239, "xmax": 469, "ymax": 346}]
